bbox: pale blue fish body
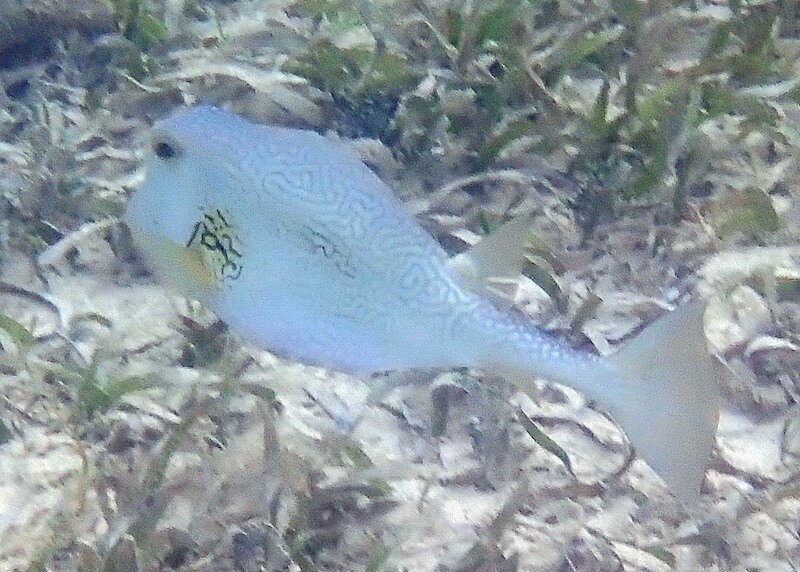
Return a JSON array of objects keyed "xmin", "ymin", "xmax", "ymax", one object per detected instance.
[{"xmin": 126, "ymin": 106, "xmax": 720, "ymax": 502}]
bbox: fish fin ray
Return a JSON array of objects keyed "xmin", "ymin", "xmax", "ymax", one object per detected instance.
[
  {"xmin": 605, "ymin": 302, "xmax": 722, "ymax": 502},
  {"xmin": 447, "ymin": 216, "xmax": 533, "ymax": 302}
]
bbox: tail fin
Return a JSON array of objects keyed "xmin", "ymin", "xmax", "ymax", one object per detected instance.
[{"xmin": 604, "ymin": 302, "xmax": 721, "ymax": 502}]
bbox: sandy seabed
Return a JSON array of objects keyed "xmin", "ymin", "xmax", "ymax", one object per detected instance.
[{"xmin": 0, "ymin": 0, "xmax": 799, "ymax": 570}]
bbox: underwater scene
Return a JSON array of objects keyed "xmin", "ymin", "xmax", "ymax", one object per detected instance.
[{"xmin": 0, "ymin": 0, "xmax": 799, "ymax": 569}]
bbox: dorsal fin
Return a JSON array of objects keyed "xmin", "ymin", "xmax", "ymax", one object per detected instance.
[{"xmin": 446, "ymin": 216, "xmax": 533, "ymax": 301}]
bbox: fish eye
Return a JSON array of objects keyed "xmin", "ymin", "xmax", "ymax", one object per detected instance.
[{"xmin": 153, "ymin": 139, "xmax": 180, "ymax": 160}]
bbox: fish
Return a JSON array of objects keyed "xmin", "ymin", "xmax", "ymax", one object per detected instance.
[{"xmin": 125, "ymin": 105, "xmax": 721, "ymax": 502}]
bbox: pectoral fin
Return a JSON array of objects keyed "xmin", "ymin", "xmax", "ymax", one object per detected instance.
[{"xmin": 130, "ymin": 232, "xmax": 217, "ymax": 301}]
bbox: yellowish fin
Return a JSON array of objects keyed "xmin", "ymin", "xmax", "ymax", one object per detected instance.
[
  {"xmin": 129, "ymin": 233, "xmax": 217, "ymax": 302},
  {"xmin": 487, "ymin": 301, "xmax": 721, "ymax": 501},
  {"xmin": 447, "ymin": 216, "xmax": 533, "ymax": 302},
  {"xmin": 605, "ymin": 302, "xmax": 722, "ymax": 501}
]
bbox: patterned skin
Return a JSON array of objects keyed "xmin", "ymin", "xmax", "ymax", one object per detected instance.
[{"xmin": 126, "ymin": 106, "xmax": 720, "ymax": 502}]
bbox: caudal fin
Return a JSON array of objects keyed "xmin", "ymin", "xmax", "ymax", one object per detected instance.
[{"xmin": 605, "ymin": 302, "xmax": 721, "ymax": 502}]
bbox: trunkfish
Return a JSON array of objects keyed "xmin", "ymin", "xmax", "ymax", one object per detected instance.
[{"xmin": 125, "ymin": 106, "xmax": 720, "ymax": 502}]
